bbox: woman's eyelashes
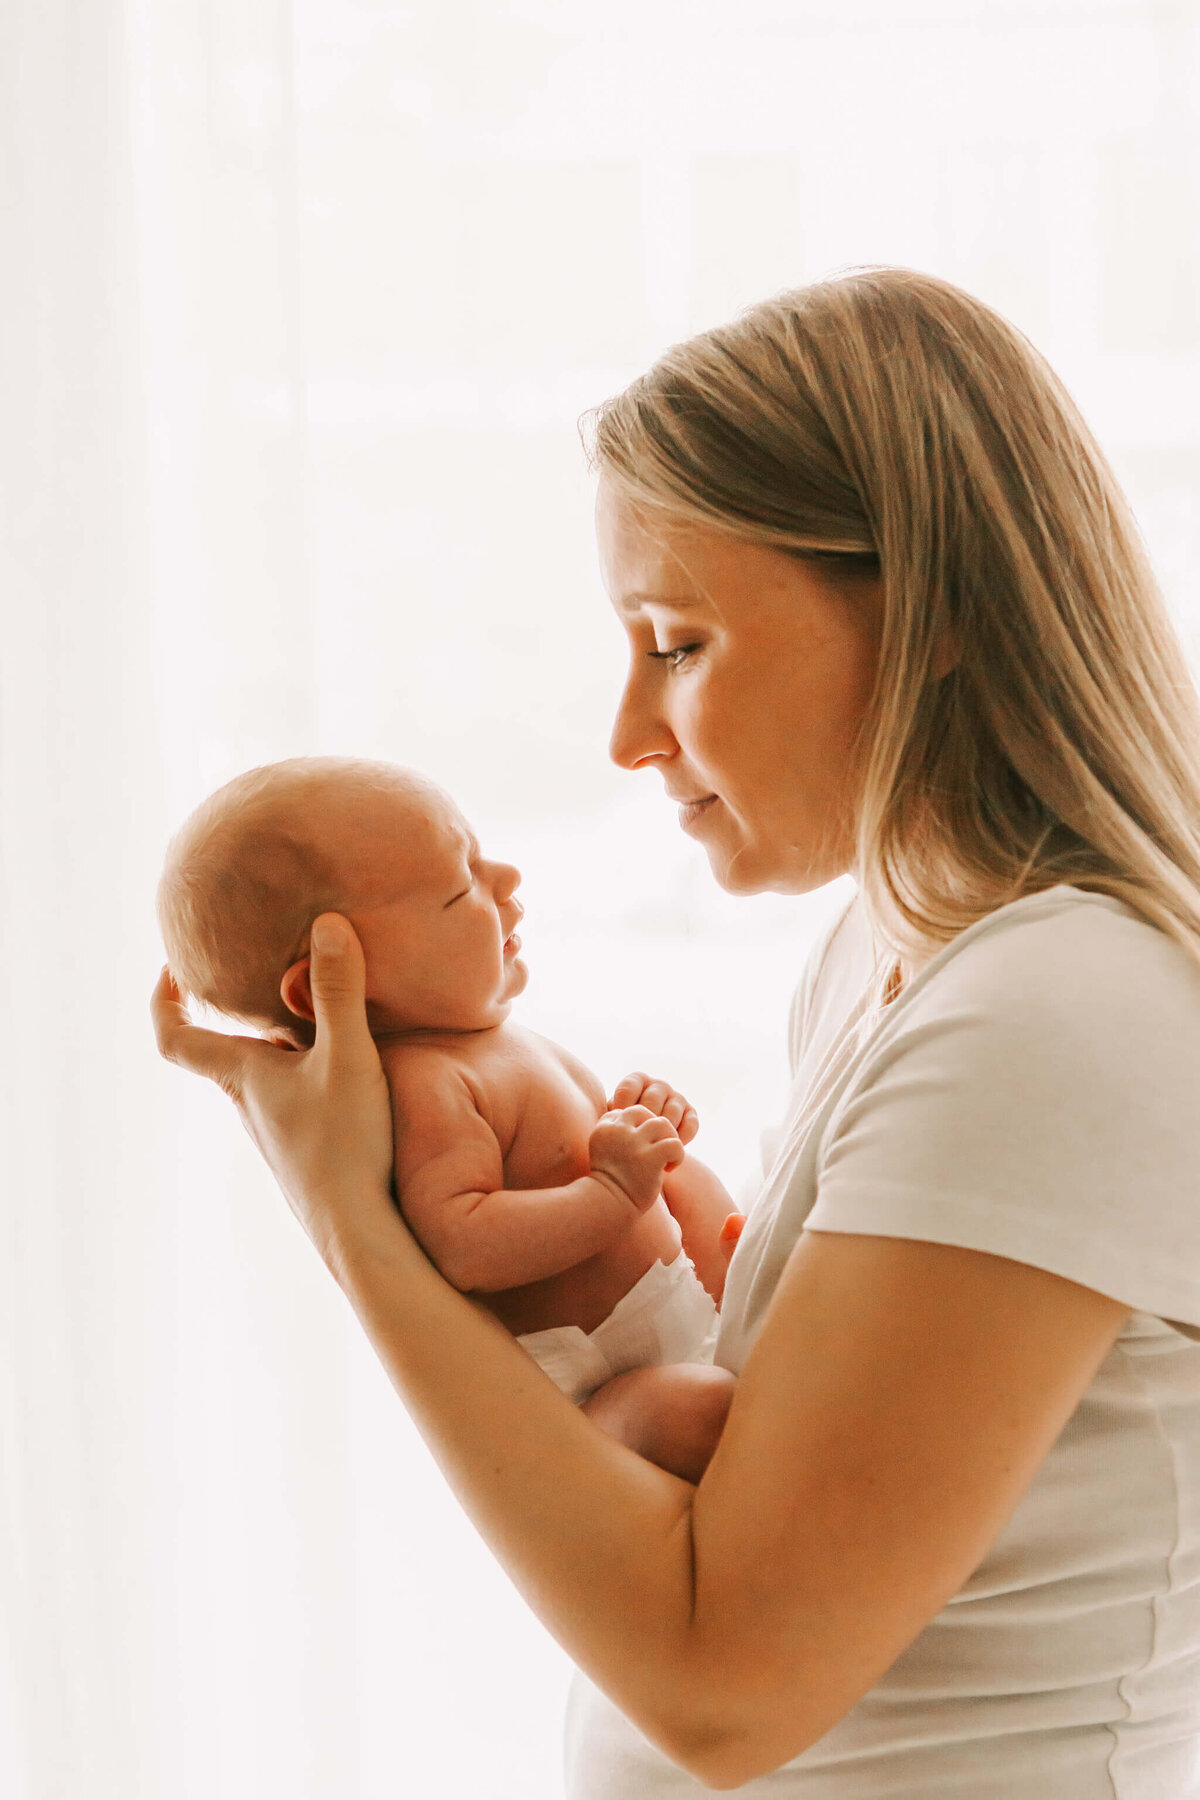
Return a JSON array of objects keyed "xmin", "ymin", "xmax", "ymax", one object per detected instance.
[{"xmin": 648, "ymin": 643, "xmax": 702, "ymax": 670}]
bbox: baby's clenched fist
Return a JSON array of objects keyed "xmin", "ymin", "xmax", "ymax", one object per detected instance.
[
  {"xmin": 609, "ymin": 1072, "xmax": 699, "ymax": 1146},
  {"xmin": 589, "ymin": 1105, "xmax": 684, "ymax": 1214}
]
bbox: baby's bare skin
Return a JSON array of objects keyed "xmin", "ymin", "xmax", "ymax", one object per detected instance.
[
  {"xmin": 381, "ymin": 1019, "xmax": 692, "ymax": 1336},
  {"xmin": 158, "ymin": 758, "xmax": 742, "ymax": 1471},
  {"xmin": 380, "ymin": 1018, "xmax": 740, "ymax": 1478},
  {"xmin": 581, "ymin": 1363, "xmax": 738, "ymax": 1484}
]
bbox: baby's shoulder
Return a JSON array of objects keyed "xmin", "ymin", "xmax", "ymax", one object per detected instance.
[
  {"xmin": 513, "ymin": 1025, "xmax": 608, "ymax": 1111},
  {"xmin": 378, "ymin": 1037, "xmax": 482, "ymax": 1105},
  {"xmin": 378, "ymin": 1025, "xmax": 533, "ymax": 1119}
]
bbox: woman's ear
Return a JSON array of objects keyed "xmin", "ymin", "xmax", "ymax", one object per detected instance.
[{"xmin": 280, "ymin": 956, "xmax": 316, "ymax": 1024}]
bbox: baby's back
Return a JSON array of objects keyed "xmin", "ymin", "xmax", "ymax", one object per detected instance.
[{"xmin": 380, "ymin": 1022, "xmax": 681, "ymax": 1336}]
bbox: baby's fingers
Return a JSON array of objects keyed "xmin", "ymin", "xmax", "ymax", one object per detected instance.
[
  {"xmin": 650, "ymin": 1089, "xmax": 698, "ymax": 1145},
  {"xmin": 638, "ymin": 1079, "xmax": 674, "ymax": 1117},
  {"xmin": 611, "ymin": 1072, "xmax": 700, "ymax": 1142},
  {"xmin": 719, "ymin": 1212, "xmax": 747, "ymax": 1261},
  {"xmin": 653, "ymin": 1091, "xmax": 698, "ymax": 1139},
  {"xmin": 611, "ymin": 1071, "xmax": 649, "ymax": 1109},
  {"xmin": 639, "ymin": 1115, "xmax": 684, "ymax": 1171}
]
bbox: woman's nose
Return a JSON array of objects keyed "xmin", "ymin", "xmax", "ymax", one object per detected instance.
[{"xmin": 609, "ymin": 671, "xmax": 676, "ymax": 771}]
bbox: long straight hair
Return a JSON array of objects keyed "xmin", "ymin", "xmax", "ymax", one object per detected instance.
[{"xmin": 584, "ymin": 267, "xmax": 1200, "ymax": 989}]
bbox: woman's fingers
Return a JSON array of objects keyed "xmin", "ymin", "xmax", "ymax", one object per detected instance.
[
  {"xmin": 150, "ymin": 966, "xmax": 257, "ymax": 1098},
  {"xmin": 154, "ymin": 915, "xmax": 371, "ymax": 1089},
  {"xmin": 307, "ymin": 914, "xmax": 375, "ymax": 1062},
  {"xmin": 153, "ymin": 933, "xmax": 399, "ymax": 1269}
]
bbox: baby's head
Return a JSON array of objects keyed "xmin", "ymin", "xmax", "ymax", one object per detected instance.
[{"xmin": 157, "ymin": 757, "xmax": 526, "ymax": 1046}]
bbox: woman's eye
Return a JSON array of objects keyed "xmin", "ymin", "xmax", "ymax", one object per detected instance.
[{"xmin": 648, "ymin": 643, "xmax": 701, "ymax": 670}]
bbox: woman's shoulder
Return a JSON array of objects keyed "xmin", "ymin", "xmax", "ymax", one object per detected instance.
[
  {"xmin": 900, "ymin": 883, "xmax": 1200, "ymax": 1042},
  {"xmin": 792, "ymin": 879, "xmax": 1200, "ymax": 1101},
  {"xmin": 808, "ymin": 884, "xmax": 1200, "ymax": 1328}
]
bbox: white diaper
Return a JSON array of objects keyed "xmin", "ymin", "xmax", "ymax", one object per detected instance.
[{"xmin": 516, "ymin": 1249, "xmax": 719, "ymax": 1405}]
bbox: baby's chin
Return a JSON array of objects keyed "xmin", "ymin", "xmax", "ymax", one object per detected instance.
[
  {"xmin": 366, "ymin": 966, "xmax": 529, "ymax": 1036},
  {"xmin": 505, "ymin": 955, "xmax": 529, "ymax": 998}
]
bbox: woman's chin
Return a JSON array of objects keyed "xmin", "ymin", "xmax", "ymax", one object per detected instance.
[
  {"xmin": 707, "ymin": 834, "xmax": 847, "ymax": 898},
  {"xmin": 706, "ymin": 841, "xmax": 770, "ymax": 896}
]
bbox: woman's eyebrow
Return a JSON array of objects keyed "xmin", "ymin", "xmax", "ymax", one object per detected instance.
[{"xmin": 621, "ymin": 592, "xmax": 703, "ymax": 612}]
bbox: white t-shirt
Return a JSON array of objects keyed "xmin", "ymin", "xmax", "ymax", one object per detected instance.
[{"xmin": 565, "ymin": 883, "xmax": 1200, "ymax": 1798}]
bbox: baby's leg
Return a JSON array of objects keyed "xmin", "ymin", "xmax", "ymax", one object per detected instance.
[{"xmin": 580, "ymin": 1362, "xmax": 737, "ymax": 1484}]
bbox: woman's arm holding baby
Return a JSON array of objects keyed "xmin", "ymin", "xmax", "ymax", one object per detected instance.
[
  {"xmin": 154, "ymin": 914, "xmax": 1133, "ymax": 1789},
  {"xmin": 387, "ymin": 1058, "xmax": 682, "ymax": 1292}
]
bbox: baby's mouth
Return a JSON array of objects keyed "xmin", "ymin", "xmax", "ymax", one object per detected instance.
[{"xmin": 503, "ymin": 931, "xmax": 521, "ymax": 956}]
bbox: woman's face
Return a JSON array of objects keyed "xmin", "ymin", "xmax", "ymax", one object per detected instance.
[{"xmin": 598, "ymin": 478, "xmax": 885, "ymax": 895}]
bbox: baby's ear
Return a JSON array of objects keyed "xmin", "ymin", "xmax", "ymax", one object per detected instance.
[{"xmin": 280, "ymin": 956, "xmax": 316, "ymax": 1024}]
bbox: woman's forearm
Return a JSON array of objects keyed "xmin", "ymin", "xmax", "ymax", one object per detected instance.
[
  {"xmin": 326, "ymin": 1212, "xmax": 728, "ymax": 1773},
  {"xmin": 152, "ymin": 935, "xmax": 731, "ymax": 1769}
]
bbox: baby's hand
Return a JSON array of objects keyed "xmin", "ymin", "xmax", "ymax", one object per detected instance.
[
  {"xmin": 609, "ymin": 1072, "xmax": 699, "ymax": 1147},
  {"xmin": 589, "ymin": 1105, "xmax": 684, "ymax": 1213}
]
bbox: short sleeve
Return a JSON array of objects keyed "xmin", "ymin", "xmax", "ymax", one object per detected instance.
[{"xmin": 806, "ymin": 892, "xmax": 1200, "ymax": 1328}]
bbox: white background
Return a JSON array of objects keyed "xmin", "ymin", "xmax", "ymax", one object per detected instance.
[{"xmin": 4, "ymin": 2, "xmax": 1200, "ymax": 1796}]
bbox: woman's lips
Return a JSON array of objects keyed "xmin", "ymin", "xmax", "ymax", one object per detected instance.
[{"xmin": 678, "ymin": 795, "xmax": 718, "ymax": 832}]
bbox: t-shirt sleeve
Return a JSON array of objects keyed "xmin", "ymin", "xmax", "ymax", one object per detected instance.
[{"xmin": 805, "ymin": 895, "xmax": 1200, "ymax": 1328}]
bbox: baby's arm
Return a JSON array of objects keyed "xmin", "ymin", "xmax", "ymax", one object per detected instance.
[
  {"xmin": 610, "ymin": 1072, "xmax": 741, "ymax": 1305},
  {"xmin": 389, "ymin": 1058, "xmax": 682, "ymax": 1293},
  {"xmin": 660, "ymin": 1159, "xmax": 740, "ymax": 1305}
]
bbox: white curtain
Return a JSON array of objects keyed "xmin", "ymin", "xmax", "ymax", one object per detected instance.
[{"xmin": 5, "ymin": 3, "xmax": 1199, "ymax": 1796}]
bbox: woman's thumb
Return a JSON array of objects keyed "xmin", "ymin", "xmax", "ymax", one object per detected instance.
[{"xmin": 308, "ymin": 913, "xmax": 370, "ymax": 1044}]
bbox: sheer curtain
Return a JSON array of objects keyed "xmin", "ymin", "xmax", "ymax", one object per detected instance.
[{"xmin": 5, "ymin": 3, "xmax": 1200, "ymax": 1797}]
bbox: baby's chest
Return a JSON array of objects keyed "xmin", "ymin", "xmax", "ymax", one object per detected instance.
[{"xmin": 496, "ymin": 1051, "xmax": 606, "ymax": 1191}]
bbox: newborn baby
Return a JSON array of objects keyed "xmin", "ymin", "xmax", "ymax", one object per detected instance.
[{"xmin": 157, "ymin": 757, "xmax": 739, "ymax": 1479}]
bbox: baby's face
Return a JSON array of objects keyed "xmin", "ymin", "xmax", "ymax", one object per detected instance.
[{"xmin": 330, "ymin": 782, "xmax": 527, "ymax": 1037}]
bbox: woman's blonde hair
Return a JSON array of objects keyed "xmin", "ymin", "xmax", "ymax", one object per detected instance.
[{"xmin": 584, "ymin": 266, "xmax": 1200, "ymax": 990}]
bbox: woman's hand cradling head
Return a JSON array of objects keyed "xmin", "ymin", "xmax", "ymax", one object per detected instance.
[{"xmin": 151, "ymin": 912, "xmax": 403, "ymax": 1277}]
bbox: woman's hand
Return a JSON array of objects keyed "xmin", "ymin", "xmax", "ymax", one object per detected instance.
[{"xmin": 151, "ymin": 912, "xmax": 402, "ymax": 1273}]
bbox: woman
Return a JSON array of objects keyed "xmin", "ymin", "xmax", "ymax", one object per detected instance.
[{"xmin": 154, "ymin": 267, "xmax": 1200, "ymax": 1796}]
